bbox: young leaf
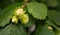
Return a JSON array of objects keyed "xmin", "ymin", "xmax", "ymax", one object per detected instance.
[
  {"xmin": 0, "ymin": 23, "xmax": 27, "ymax": 35},
  {"xmin": 27, "ymin": 2, "xmax": 47, "ymax": 20},
  {"xmin": 0, "ymin": 3, "xmax": 23, "ymax": 27}
]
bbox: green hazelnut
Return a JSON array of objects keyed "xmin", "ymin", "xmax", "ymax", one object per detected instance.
[
  {"xmin": 12, "ymin": 16, "xmax": 18, "ymax": 24},
  {"xmin": 48, "ymin": 26, "xmax": 53, "ymax": 30},
  {"xmin": 14, "ymin": 8, "xmax": 24, "ymax": 16},
  {"xmin": 20, "ymin": 14, "xmax": 29, "ymax": 24}
]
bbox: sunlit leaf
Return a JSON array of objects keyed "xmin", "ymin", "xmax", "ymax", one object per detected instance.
[{"xmin": 27, "ymin": 2, "xmax": 47, "ymax": 20}]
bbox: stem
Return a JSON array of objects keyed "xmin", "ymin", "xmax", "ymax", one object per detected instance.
[{"xmin": 21, "ymin": 0, "xmax": 29, "ymax": 8}]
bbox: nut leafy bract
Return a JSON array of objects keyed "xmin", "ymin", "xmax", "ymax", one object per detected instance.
[{"xmin": 27, "ymin": 2, "xmax": 47, "ymax": 20}]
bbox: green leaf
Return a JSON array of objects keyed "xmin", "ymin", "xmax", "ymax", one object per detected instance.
[
  {"xmin": 0, "ymin": 3, "xmax": 23, "ymax": 27},
  {"xmin": 55, "ymin": 0, "xmax": 60, "ymax": 11},
  {"xmin": 48, "ymin": 10, "xmax": 60, "ymax": 26},
  {"xmin": 36, "ymin": 0, "xmax": 47, "ymax": 3},
  {"xmin": 0, "ymin": 23, "xmax": 27, "ymax": 35},
  {"xmin": 46, "ymin": 0, "xmax": 58, "ymax": 7},
  {"xmin": 32, "ymin": 24, "xmax": 55, "ymax": 35},
  {"xmin": 27, "ymin": 2, "xmax": 47, "ymax": 20},
  {"xmin": 30, "ymin": 0, "xmax": 36, "ymax": 2},
  {"xmin": 46, "ymin": 19, "xmax": 60, "ymax": 31},
  {"xmin": 55, "ymin": 30, "xmax": 60, "ymax": 35}
]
